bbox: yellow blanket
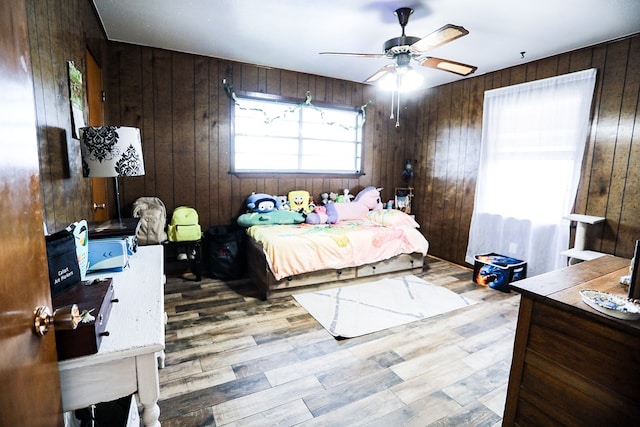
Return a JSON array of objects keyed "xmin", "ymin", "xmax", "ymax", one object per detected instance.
[{"xmin": 247, "ymin": 220, "xmax": 429, "ymax": 280}]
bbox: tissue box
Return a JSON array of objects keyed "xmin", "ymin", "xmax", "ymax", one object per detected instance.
[
  {"xmin": 88, "ymin": 237, "xmax": 133, "ymax": 272},
  {"xmin": 473, "ymin": 253, "xmax": 527, "ymax": 292}
]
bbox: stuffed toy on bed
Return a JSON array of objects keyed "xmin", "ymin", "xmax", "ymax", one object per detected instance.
[
  {"xmin": 237, "ymin": 210, "xmax": 305, "ymax": 227},
  {"xmin": 305, "ymin": 205, "xmax": 329, "ymax": 224},
  {"xmin": 288, "ymin": 190, "xmax": 311, "ymax": 213},
  {"xmin": 307, "ymin": 186, "xmax": 383, "ymax": 224},
  {"xmin": 238, "ymin": 192, "xmax": 305, "ymax": 227},
  {"xmin": 246, "ymin": 193, "xmax": 280, "ymax": 213}
]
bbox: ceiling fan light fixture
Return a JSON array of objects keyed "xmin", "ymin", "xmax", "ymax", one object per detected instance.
[{"xmin": 378, "ymin": 65, "xmax": 424, "ymax": 93}]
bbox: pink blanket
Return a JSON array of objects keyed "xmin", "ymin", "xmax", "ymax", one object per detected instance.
[{"xmin": 247, "ymin": 220, "xmax": 429, "ymax": 280}]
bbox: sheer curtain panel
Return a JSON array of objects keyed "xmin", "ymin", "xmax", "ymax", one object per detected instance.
[{"xmin": 465, "ymin": 69, "xmax": 597, "ymax": 276}]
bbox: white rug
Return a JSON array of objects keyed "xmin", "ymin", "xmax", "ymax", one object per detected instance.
[{"xmin": 293, "ymin": 275, "xmax": 476, "ymax": 338}]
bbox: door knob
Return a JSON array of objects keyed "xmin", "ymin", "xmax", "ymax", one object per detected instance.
[
  {"xmin": 93, "ymin": 202, "xmax": 106, "ymax": 211},
  {"xmin": 33, "ymin": 304, "xmax": 80, "ymax": 337}
]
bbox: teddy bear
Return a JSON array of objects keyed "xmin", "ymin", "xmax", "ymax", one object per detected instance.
[{"xmin": 275, "ymin": 195, "xmax": 290, "ymax": 210}]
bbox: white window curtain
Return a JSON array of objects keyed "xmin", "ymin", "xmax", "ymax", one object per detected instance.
[{"xmin": 465, "ymin": 68, "xmax": 597, "ymax": 276}]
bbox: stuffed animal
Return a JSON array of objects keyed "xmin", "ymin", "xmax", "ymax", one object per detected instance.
[
  {"xmin": 246, "ymin": 193, "xmax": 279, "ymax": 213},
  {"xmin": 325, "ymin": 186, "xmax": 383, "ymax": 224},
  {"xmin": 237, "ymin": 210, "xmax": 305, "ymax": 227},
  {"xmin": 343, "ymin": 189, "xmax": 354, "ymax": 203},
  {"xmin": 306, "ymin": 205, "xmax": 329, "ymax": 224},
  {"xmin": 275, "ymin": 195, "xmax": 290, "ymax": 210},
  {"xmin": 321, "ymin": 192, "xmax": 330, "ymax": 205},
  {"xmin": 288, "ymin": 190, "xmax": 311, "ymax": 213}
]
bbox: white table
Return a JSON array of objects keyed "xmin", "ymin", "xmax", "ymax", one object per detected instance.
[{"xmin": 58, "ymin": 245, "xmax": 165, "ymax": 426}]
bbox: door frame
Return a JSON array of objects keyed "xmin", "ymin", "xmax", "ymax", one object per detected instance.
[{"xmin": 86, "ymin": 48, "xmax": 109, "ymax": 222}]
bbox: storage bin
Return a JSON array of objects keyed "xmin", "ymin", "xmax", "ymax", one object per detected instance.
[{"xmin": 473, "ymin": 253, "xmax": 527, "ymax": 292}]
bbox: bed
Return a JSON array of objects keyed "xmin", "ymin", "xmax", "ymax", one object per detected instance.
[{"xmin": 245, "ymin": 209, "xmax": 430, "ymax": 299}]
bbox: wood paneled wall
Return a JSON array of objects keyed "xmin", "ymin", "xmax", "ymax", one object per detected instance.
[
  {"xmin": 412, "ymin": 34, "xmax": 640, "ymax": 265},
  {"xmin": 26, "ymin": 0, "xmax": 107, "ymax": 233},
  {"xmin": 104, "ymin": 42, "xmax": 418, "ymax": 228},
  {"xmin": 27, "ymin": 0, "xmax": 639, "ymax": 267}
]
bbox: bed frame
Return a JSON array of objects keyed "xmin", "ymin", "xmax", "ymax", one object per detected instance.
[{"xmin": 246, "ymin": 238, "xmax": 425, "ymax": 299}]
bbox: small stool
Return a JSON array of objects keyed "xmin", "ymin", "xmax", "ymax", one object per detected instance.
[{"xmin": 163, "ymin": 240, "xmax": 202, "ymax": 281}]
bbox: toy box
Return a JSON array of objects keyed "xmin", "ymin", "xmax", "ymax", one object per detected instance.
[{"xmin": 473, "ymin": 253, "xmax": 527, "ymax": 292}]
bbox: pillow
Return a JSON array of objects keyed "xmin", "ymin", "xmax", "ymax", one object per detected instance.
[
  {"xmin": 367, "ymin": 209, "xmax": 420, "ymax": 228},
  {"xmin": 237, "ymin": 210, "xmax": 305, "ymax": 227}
]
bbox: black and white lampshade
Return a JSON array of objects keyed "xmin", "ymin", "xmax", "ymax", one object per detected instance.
[{"xmin": 80, "ymin": 126, "xmax": 145, "ymax": 178}]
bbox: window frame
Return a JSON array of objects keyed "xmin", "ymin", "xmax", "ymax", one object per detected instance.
[{"xmin": 230, "ymin": 91, "xmax": 366, "ymax": 177}]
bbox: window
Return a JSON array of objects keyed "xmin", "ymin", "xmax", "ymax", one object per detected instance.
[
  {"xmin": 232, "ymin": 94, "xmax": 363, "ymax": 174},
  {"xmin": 465, "ymin": 69, "xmax": 597, "ymax": 276}
]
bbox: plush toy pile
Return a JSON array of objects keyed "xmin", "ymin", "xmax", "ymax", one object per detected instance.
[
  {"xmin": 237, "ymin": 187, "xmax": 384, "ymax": 227},
  {"xmin": 237, "ymin": 193, "xmax": 305, "ymax": 227},
  {"xmin": 307, "ymin": 186, "xmax": 383, "ymax": 224}
]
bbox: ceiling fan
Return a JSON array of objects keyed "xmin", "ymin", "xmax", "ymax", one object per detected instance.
[{"xmin": 320, "ymin": 7, "xmax": 478, "ymax": 87}]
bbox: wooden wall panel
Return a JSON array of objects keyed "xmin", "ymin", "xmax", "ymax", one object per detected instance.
[
  {"xmin": 410, "ymin": 34, "xmax": 640, "ymax": 265},
  {"xmin": 27, "ymin": 0, "xmax": 107, "ymax": 233},
  {"xmin": 104, "ymin": 42, "xmax": 409, "ymax": 229}
]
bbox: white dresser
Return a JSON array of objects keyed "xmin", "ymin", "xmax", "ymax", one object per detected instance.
[{"xmin": 59, "ymin": 245, "xmax": 165, "ymax": 427}]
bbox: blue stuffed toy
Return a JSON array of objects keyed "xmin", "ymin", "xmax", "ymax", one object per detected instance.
[{"xmin": 246, "ymin": 193, "xmax": 279, "ymax": 213}]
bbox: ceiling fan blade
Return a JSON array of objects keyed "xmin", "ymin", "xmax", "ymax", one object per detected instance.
[
  {"xmin": 365, "ymin": 64, "xmax": 395, "ymax": 83},
  {"xmin": 319, "ymin": 52, "xmax": 385, "ymax": 58},
  {"xmin": 418, "ymin": 57, "xmax": 477, "ymax": 76},
  {"xmin": 411, "ymin": 24, "xmax": 469, "ymax": 53}
]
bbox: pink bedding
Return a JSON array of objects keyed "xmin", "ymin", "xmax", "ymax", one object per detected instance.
[{"xmin": 246, "ymin": 220, "xmax": 430, "ymax": 281}]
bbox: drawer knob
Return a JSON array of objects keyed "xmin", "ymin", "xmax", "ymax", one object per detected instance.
[
  {"xmin": 111, "ymin": 298, "xmax": 119, "ymax": 303},
  {"xmin": 100, "ymin": 331, "xmax": 110, "ymax": 337}
]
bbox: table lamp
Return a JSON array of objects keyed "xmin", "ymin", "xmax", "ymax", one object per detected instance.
[{"xmin": 79, "ymin": 126, "xmax": 145, "ymax": 227}]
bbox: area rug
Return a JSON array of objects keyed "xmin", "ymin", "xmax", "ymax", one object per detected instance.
[{"xmin": 293, "ymin": 275, "xmax": 476, "ymax": 338}]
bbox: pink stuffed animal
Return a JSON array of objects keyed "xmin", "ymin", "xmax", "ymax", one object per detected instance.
[
  {"xmin": 306, "ymin": 205, "xmax": 329, "ymax": 224},
  {"xmin": 324, "ymin": 186, "xmax": 383, "ymax": 223}
]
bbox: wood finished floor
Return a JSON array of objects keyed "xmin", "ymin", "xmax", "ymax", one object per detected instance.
[{"xmin": 158, "ymin": 257, "xmax": 521, "ymax": 426}]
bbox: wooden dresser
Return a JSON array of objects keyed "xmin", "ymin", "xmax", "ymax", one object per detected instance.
[{"xmin": 503, "ymin": 255, "xmax": 640, "ymax": 426}]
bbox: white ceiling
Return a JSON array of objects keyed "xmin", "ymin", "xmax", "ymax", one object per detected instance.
[{"xmin": 93, "ymin": 0, "xmax": 640, "ymax": 91}]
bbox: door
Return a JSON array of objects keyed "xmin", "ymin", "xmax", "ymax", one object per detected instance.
[
  {"xmin": 0, "ymin": 0, "xmax": 64, "ymax": 425},
  {"xmin": 86, "ymin": 48, "xmax": 109, "ymax": 222}
]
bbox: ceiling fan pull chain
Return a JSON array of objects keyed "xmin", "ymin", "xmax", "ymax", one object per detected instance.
[
  {"xmin": 389, "ymin": 89, "xmax": 395, "ymax": 120},
  {"xmin": 395, "ymin": 91, "xmax": 401, "ymax": 128}
]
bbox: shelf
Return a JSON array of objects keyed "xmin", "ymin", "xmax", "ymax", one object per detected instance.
[
  {"xmin": 560, "ymin": 248, "xmax": 607, "ymax": 262},
  {"xmin": 563, "ymin": 214, "xmax": 605, "ymax": 225}
]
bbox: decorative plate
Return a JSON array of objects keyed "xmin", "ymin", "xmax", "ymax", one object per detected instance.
[{"xmin": 580, "ymin": 289, "xmax": 640, "ymax": 320}]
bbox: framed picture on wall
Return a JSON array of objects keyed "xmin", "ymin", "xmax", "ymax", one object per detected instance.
[
  {"xmin": 68, "ymin": 61, "xmax": 85, "ymax": 139},
  {"xmin": 395, "ymin": 187, "xmax": 413, "ymax": 214}
]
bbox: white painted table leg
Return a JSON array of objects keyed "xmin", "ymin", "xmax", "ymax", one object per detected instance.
[{"xmin": 136, "ymin": 353, "xmax": 161, "ymax": 427}]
